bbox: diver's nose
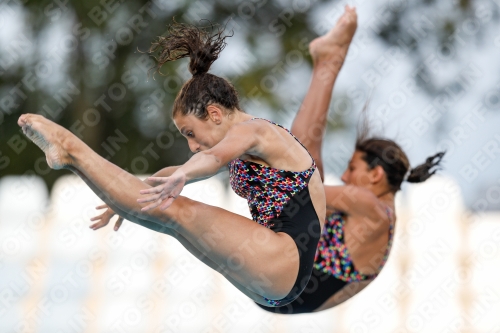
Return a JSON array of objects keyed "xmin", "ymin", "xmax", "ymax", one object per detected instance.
[
  {"xmin": 341, "ymin": 171, "xmax": 349, "ymax": 184},
  {"xmin": 188, "ymin": 141, "xmax": 201, "ymax": 153}
]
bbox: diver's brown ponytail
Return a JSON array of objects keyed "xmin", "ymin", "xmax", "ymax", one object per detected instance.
[
  {"xmin": 356, "ymin": 135, "xmax": 446, "ymax": 192},
  {"xmin": 355, "ymin": 100, "xmax": 446, "ymax": 192},
  {"xmin": 149, "ymin": 21, "xmax": 228, "ymax": 76},
  {"xmin": 148, "ymin": 20, "xmax": 241, "ymax": 119},
  {"xmin": 406, "ymin": 152, "xmax": 446, "ymax": 183}
]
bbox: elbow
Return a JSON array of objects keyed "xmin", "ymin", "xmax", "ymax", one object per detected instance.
[{"xmin": 201, "ymin": 151, "xmax": 224, "ymax": 173}]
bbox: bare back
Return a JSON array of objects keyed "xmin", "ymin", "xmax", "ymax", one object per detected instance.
[{"xmin": 343, "ymin": 203, "xmax": 395, "ymax": 275}]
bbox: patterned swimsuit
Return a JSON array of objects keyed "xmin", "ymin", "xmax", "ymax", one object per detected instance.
[
  {"xmin": 228, "ymin": 118, "xmax": 321, "ymax": 306},
  {"xmin": 228, "ymin": 148, "xmax": 315, "ymax": 228},
  {"xmin": 314, "ymin": 209, "xmax": 394, "ymax": 282},
  {"xmin": 258, "ymin": 207, "xmax": 395, "ymax": 313}
]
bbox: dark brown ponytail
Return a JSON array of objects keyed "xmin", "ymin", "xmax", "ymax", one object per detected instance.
[
  {"xmin": 149, "ymin": 20, "xmax": 228, "ymax": 76},
  {"xmin": 148, "ymin": 20, "xmax": 241, "ymax": 119},
  {"xmin": 406, "ymin": 152, "xmax": 446, "ymax": 183},
  {"xmin": 355, "ymin": 103, "xmax": 445, "ymax": 192},
  {"xmin": 355, "ymin": 136, "xmax": 446, "ymax": 192}
]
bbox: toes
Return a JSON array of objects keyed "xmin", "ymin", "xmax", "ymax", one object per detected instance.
[
  {"xmin": 19, "ymin": 115, "xmax": 37, "ymax": 129},
  {"xmin": 18, "ymin": 113, "xmax": 47, "ymax": 128},
  {"xmin": 18, "ymin": 114, "xmax": 29, "ymax": 127}
]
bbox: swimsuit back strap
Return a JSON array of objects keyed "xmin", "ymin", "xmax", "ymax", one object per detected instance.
[{"xmin": 376, "ymin": 206, "xmax": 395, "ymax": 271}]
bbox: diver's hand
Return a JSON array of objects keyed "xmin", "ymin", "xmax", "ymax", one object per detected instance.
[
  {"xmin": 137, "ymin": 172, "xmax": 186, "ymax": 211},
  {"xmin": 90, "ymin": 204, "xmax": 124, "ymax": 231}
]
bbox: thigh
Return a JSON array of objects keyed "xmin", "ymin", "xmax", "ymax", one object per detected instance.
[
  {"xmin": 155, "ymin": 196, "xmax": 301, "ymax": 300},
  {"xmin": 166, "ymin": 228, "xmax": 272, "ymax": 304},
  {"xmin": 111, "ymin": 207, "xmax": 271, "ymax": 304}
]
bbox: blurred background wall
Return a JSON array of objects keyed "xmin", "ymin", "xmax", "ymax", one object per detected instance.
[
  {"xmin": 1, "ymin": 0, "xmax": 500, "ymax": 332},
  {"xmin": 1, "ymin": 174, "xmax": 500, "ymax": 332}
]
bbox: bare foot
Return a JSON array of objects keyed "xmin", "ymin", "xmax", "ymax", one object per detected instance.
[
  {"xmin": 309, "ymin": 5, "xmax": 358, "ymax": 67},
  {"xmin": 18, "ymin": 113, "xmax": 75, "ymax": 169}
]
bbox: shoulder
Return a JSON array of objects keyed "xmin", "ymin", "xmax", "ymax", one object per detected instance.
[
  {"xmin": 324, "ymin": 184, "xmax": 376, "ymax": 204},
  {"xmin": 324, "ymin": 185, "xmax": 391, "ymax": 225},
  {"xmin": 206, "ymin": 119, "xmax": 264, "ymax": 163},
  {"xmin": 349, "ymin": 186, "xmax": 391, "ymax": 222},
  {"xmin": 226, "ymin": 119, "xmax": 266, "ymax": 137}
]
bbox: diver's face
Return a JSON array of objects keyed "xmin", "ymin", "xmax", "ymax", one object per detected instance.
[
  {"xmin": 341, "ymin": 150, "xmax": 372, "ymax": 187},
  {"xmin": 174, "ymin": 114, "xmax": 220, "ymax": 153}
]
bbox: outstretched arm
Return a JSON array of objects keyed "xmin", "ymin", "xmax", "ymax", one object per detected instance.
[
  {"xmin": 90, "ymin": 163, "xmax": 227, "ymax": 231},
  {"xmin": 291, "ymin": 6, "xmax": 357, "ymax": 180},
  {"xmin": 324, "ymin": 185, "xmax": 389, "ymax": 226},
  {"xmin": 138, "ymin": 121, "xmax": 259, "ymax": 211},
  {"xmin": 90, "ymin": 166, "xmax": 183, "ymax": 231},
  {"xmin": 147, "ymin": 165, "xmax": 227, "ymax": 185}
]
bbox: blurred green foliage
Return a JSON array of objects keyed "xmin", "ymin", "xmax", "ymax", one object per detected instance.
[
  {"xmin": 0, "ymin": 0, "xmax": 495, "ymax": 192},
  {"xmin": 0, "ymin": 0, "xmax": 323, "ymax": 191}
]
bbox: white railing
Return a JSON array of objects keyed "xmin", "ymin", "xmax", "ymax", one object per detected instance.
[{"xmin": 0, "ymin": 174, "xmax": 499, "ymax": 333}]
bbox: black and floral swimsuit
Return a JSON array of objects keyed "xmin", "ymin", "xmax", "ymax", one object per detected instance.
[
  {"xmin": 228, "ymin": 118, "xmax": 321, "ymax": 307},
  {"xmin": 258, "ymin": 208, "xmax": 395, "ymax": 313}
]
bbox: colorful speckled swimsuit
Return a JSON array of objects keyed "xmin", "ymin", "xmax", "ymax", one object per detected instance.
[
  {"xmin": 258, "ymin": 207, "xmax": 394, "ymax": 313},
  {"xmin": 313, "ymin": 209, "xmax": 394, "ymax": 281},
  {"xmin": 228, "ymin": 118, "xmax": 321, "ymax": 307}
]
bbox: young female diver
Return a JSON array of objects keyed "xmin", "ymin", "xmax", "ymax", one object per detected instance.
[
  {"xmin": 257, "ymin": 6, "xmax": 445, "ymax": 314},
  {"xmin": 17, "ymin": 21, "xmax": 326, "ymax": 307}
]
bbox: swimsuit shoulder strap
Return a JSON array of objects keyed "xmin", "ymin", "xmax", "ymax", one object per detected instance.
[
  {"xmin": 381, "ymin": 206, "xmax": 395, "ymax": 263},
  {"xmin": 385, "ymin": 206, "xmax": 395, "ymax": 230}
]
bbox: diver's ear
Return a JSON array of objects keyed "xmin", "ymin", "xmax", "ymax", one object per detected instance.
[
  {"xmin": 206, "ymin": 105, "xmax": 223, "ymax": 125},
  {"xmin": 371, "ymin": 165, "xmax": 385, "ymax": 184}
]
